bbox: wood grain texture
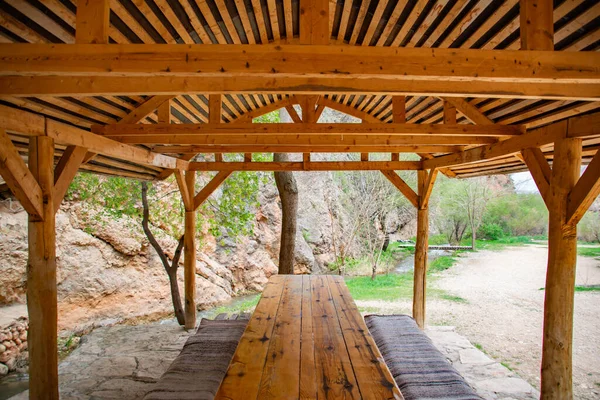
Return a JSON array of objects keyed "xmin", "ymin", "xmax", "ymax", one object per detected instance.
[{"xmin": 217, "ymin": 275, "xmax": 402, "ymax": 399}]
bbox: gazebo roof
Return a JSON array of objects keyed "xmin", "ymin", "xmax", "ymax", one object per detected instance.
[{"xmin": 0, "ymin": 0, "xmax": 598, "ymax": 186}]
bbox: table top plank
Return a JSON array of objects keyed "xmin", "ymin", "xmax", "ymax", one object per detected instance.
[
  {"xmin": 258, "ymin": 276, "xmax": 303, "ymax": 399},
  {"xmin": 310, "ymin": 275, "xmax": 361, "ymax": 399},
  {"xmin": 327, "ymin": 275, "xmax": 403, "ymax": 400},
  {"xmin": 216, "ymin": 275, "xmax": 402, "ymax": 399},
  {"xmin": 300, "ymin": 275, "xmax": 318, "ymax": 399},
  {"xmin": 215, "ymin": 275, "xmax": 286, "ymax": 400}
]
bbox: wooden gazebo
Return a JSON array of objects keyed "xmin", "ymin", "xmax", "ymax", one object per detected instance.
[{"xmin": 0, "ymin": 0, "xmax": 598, "ymax": 398}]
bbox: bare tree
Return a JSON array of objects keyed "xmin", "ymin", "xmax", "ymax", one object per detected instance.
[
  {"xmin": 141, "ymin": 182, "xmax": 186, "ymax": 325},
  {"xmin": 461, "ymin": 178, "xmax": 493, "ymax": 250}
]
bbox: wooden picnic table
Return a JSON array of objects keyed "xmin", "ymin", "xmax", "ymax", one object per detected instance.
[{"xmin": 215, "ymin": 275, "xmax": 403, "ymax": 399}]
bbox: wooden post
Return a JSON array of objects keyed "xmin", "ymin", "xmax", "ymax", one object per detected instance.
[
  {"xmin": 520, "ymin": 0, "xmax": 554, "ymax": 50},
  {"xmin": 183, "ymin": 170, "xmax": 196, "ymax": 329},
  {"xmin": 27, "ymin": 136, "xmax": 58, "ymax": 400},
  {"xmin": 413, "ymin": 170, "xmax": 428, "ymax": 329},
  {"xmin": 541, "ymin": 132, "xmax": 581, "ymax": 399}
]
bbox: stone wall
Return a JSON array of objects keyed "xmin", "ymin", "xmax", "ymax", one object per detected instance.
[{"xmin": 0, "ymin": 317, "xmax": 28, "ymax": 376}]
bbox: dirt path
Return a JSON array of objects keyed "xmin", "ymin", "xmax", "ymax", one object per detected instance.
[{"xmin": 434, "ymin": 245, "xmax": 600, "ymax": 399}]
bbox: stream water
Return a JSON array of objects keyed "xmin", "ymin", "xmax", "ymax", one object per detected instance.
[{"xmin": 394, "ymin": 249, "xmax": 452, "ymax": 274}]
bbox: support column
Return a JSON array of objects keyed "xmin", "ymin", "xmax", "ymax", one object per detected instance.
[
  {"xmin": 413, "ymin": 170, "xmax": 428, "ymax": 329},
  {"xmin": 183, "ymin": 170, "xmax": 197, "ymax": 329},
  {"xmin": 541, "ymin": 134, "xmax": 581, "ymax": 399},
  {"xmin": 27, "ymin": 136, "xmax": 58, "ymax": 400}
]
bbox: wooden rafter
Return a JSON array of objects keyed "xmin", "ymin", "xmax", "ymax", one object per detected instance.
[
  {"xmin": 567, "ymin": 150, "xmax": 600, "ymax": 226},
  {"xmin": 381, "ymin": 170, "xmax": 418, "ymax": 208},
  {"xmin": 521, "ymin": 147, "xmax": 552, "ymax": 206},
  {"xmin": 443, "ymin": 97, "xmax": 493, "ymax": 125},
  {"xmin": 0, "ymin": 128, "xmax": 43, "ymax": 218},
  {"xmin": 193, "ymin": 171, "xmax": 232, "ymax": 210},
  {"xmin": 423, "ymin": 112, "xmax": 600, "ymax": 170},
  {"xmin": 93, "ymin": 123, "xmax": 523, "ymax": 138},
  {"xmin": 118, "ymin": 96, "xmax": 174, "ymax": 124},
  {"xmin": 151, "ymin": 145, "xmax": 462, "ymax": 154},
  {"xmin": 53, "ymin": 145, "xmax": 87, "ymax": 211},
  {"xmin": 191, "ymin": 161, "xmax": 421, "ymax": 172}
]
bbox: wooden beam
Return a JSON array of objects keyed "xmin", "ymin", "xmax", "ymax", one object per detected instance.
[
  {"xmin": 152, "ymin": 145, "xmax": 463, "ymax": 153},
  {"xmin": 443, "ymin": 100, "xmax": 457, "ymax": 124},
  {"xmin": 520, "ymin": 0, "xmax": 554, "ymax": 51},
  {"xmin": 300, "ymin": 0, "xmax": 329, "ymax": 45},
  {"xmin": 118, "ymin": 96, "xmax": 174, "ymax": 124},
  {"xmin": 567, "ymin": 150, "xmax": 600, "ymax": 226},
  {"xmin": 175, "ymin": 169, "xmax": 193, "ymax": 211},
  {"xmin": 443, "ymin": 97, "xmax": 493, "ymax": 125},
  {"xmin": 183, "ymin": 170, "xmax": 196, "ymax": 330},
  {"xmin": 115, "ymin": 134, "xmax": 496, "ymax": 146},
  {"xmin": 522, "ymin": 147, "xmax": 552, "ymax": 207},
  {"xmin": 45, "ymin": 120, "xmax": 188, "ymax": 170},
  {"xmin": 94, "ymin": 122, "xmax": 523, "ymax": 137},
  {"xmin": 209, "ymin": 94, "xmax": 222, "ymax": 123},
  {"xmin": 0, "ymin": 128, "xmax": 44, "ymax": 218},
  {"xmin": 27, "ymin": 135, "xmax": 59, "ymax": 400},
  {"xmin": 53, "ymin": 145, "xmax": 87, "ymax": 210},
  {"xmin": 157, "ymin": 99, "xmax": 172, "ymax": 123},
  {"xmin": 393, "ymin": 96, "xmax": 406, "ymax": 123},
  {"xmin": 191, "ymin": 161, "xmax": 422, "ymax": 172},
  {"xmin": 423, "ymin": 119, "xmax": 570, "ymax": 170},
  {"xmin": 75, "ymin": 0, "xmax": 109, "ymax": 44},
  {"xmin": 316, "ymin": 97, "xmax": 380, "ymax": 123},
  {"xmin": 193, "ymin": 171, "xmax": 231, "ymax": 210},
  {"xmin": 235, "ymin": 97, "xmax": 296, "ymax": 123},
  {"xmin": 420, "ymin": 169, "xmax": 438, "ymax": 210},
  {"xmin": 541, "ymin": 132, "xmax": 581, "ymax": 399},
  {"xmin": 0, "ymin": 104, "xmax": 45, "ymax": 136},
  {"xmin": 298, "ymin": 96, "xmax": 319, "ymax": 123},
  {"xmin": 0, "ymin": 45, "xmax": 598, "ymax": 100},
  {"xmin": 381, "ymin": 170, "xmax": 419, "ymax": 208},
  {"xmin": 425, "ymin": 112, "xmax": 600, "ymax": 170},
  {"xmin": 285, "ymin": 104, "xmax": 302, "ymax": 123},
  {"xmin": 413, "ymin": 170, "xmax": 428, "ymax": 329}
]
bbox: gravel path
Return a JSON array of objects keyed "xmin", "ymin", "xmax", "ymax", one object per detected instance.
[{"xmin": 434, "ymin": 245, "xmax": 600, "ymax": 399}]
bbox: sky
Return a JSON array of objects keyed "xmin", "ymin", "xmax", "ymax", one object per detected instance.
[{"xmin": 510, "ymin": 172, "xmax": 539, "ymax": 194}]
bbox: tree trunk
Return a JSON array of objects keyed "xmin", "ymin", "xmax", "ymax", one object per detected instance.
[
  {"xmin": 141, "ymin": 182, "xmax": 186, "ymax": 325},
  {"xmin": 274, "ymin": 152, "xmax": 298, "ymax": 274},
  {"xmin": 471, "ymin": 223, "xmax": 476, "ymax": 250}
]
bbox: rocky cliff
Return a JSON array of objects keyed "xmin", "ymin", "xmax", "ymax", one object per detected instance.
[{"xmin": 0, "ymin": 169, "xmax": 349, "ymax": 334}]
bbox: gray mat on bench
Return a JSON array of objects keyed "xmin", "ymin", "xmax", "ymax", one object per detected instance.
[
  {"xmin": 143, "ymin": 318, "xmax": 248, "ymax": 400},
  {"xmin": 365, "ymin": 315, "xmax": 482, "ymax": 400}
]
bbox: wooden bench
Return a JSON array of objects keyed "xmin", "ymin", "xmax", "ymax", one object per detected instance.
[
  {"xmin": 365, "ymin": 315, "xmax": 482, "ymax": 400},
  {"xmin": 143, "ymin": 316, "xmax": 249, "ymax": 400}
]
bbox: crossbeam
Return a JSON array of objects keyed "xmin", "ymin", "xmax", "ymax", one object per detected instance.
[
  {"xmin": 189, "ymin": 161, "xmax": 421, "ymax": 171},
  {"xmin": 0, "ymin": 44, "xmax": 598, "ymax": 100},
  {"xmin": 92, "ymin": 122, "xmax": 522, "ymax": 137},
  {"xmin": 423, "ymin": 112, "xmax": 600, "ymax": 170}
]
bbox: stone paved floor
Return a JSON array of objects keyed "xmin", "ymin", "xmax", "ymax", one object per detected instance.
[
  {"xmin": 8, "ymin": 321, "xmax": 538, "ymax": 399},
  {"xmin": 427, "ymin": 326, "xmax": 540, "ymax": 400}
]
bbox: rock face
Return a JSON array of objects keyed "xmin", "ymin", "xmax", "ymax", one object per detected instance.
[
  {"xmin": 0, "ymin": 317, "xmax": 28, "ymax": 376},
  {"xmin": 0, "ymin": 167, "xmax": 353, "ymax": 332}
]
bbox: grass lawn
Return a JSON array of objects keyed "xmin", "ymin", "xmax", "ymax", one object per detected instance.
[
  {"xmin": 578, "ymin": 246, "xmax": 600, "ymax": 258},
  {"xmin": 198, "ymin": 294, "xmax": 260, "ymax": 319}
]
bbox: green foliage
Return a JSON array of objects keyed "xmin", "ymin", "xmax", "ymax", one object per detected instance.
[
  {"xmin": 428, "ymin": 234, "xmax": 448, "ymax": 246},
  {"xmin": 579, "ymin": 211, "xmax": 600, "ymax": 243},
  {"xmin": 429, "ymin": 255, "xmax": 458, "ymax": 273},
  {"xmin": 480, "ymin": 223, "xmax": 504, "ymax": 240},
  {"xmin": 481, "ymin": 193, "xmax": 547, "ymax": 237},
  {"xmin": 253, "ymin": 110, "xmax": 280, "ymax": 123},
  {"xmin": 66, "ymin": 169, "xmax": 262, "ymax": 243}
]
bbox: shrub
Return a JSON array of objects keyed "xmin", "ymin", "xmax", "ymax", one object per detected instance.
[{"xmin": 479, "ymin": 223, "xmax": 504, "ymax": 240}]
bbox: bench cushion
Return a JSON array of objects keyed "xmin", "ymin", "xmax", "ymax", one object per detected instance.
[
  {"xmin": 365, "ymin": 315, "xmax": 482, "ymax": 400},
  {"xmin": 144, "ymin": 318, "xmax": 247, "ymax": 400}
]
